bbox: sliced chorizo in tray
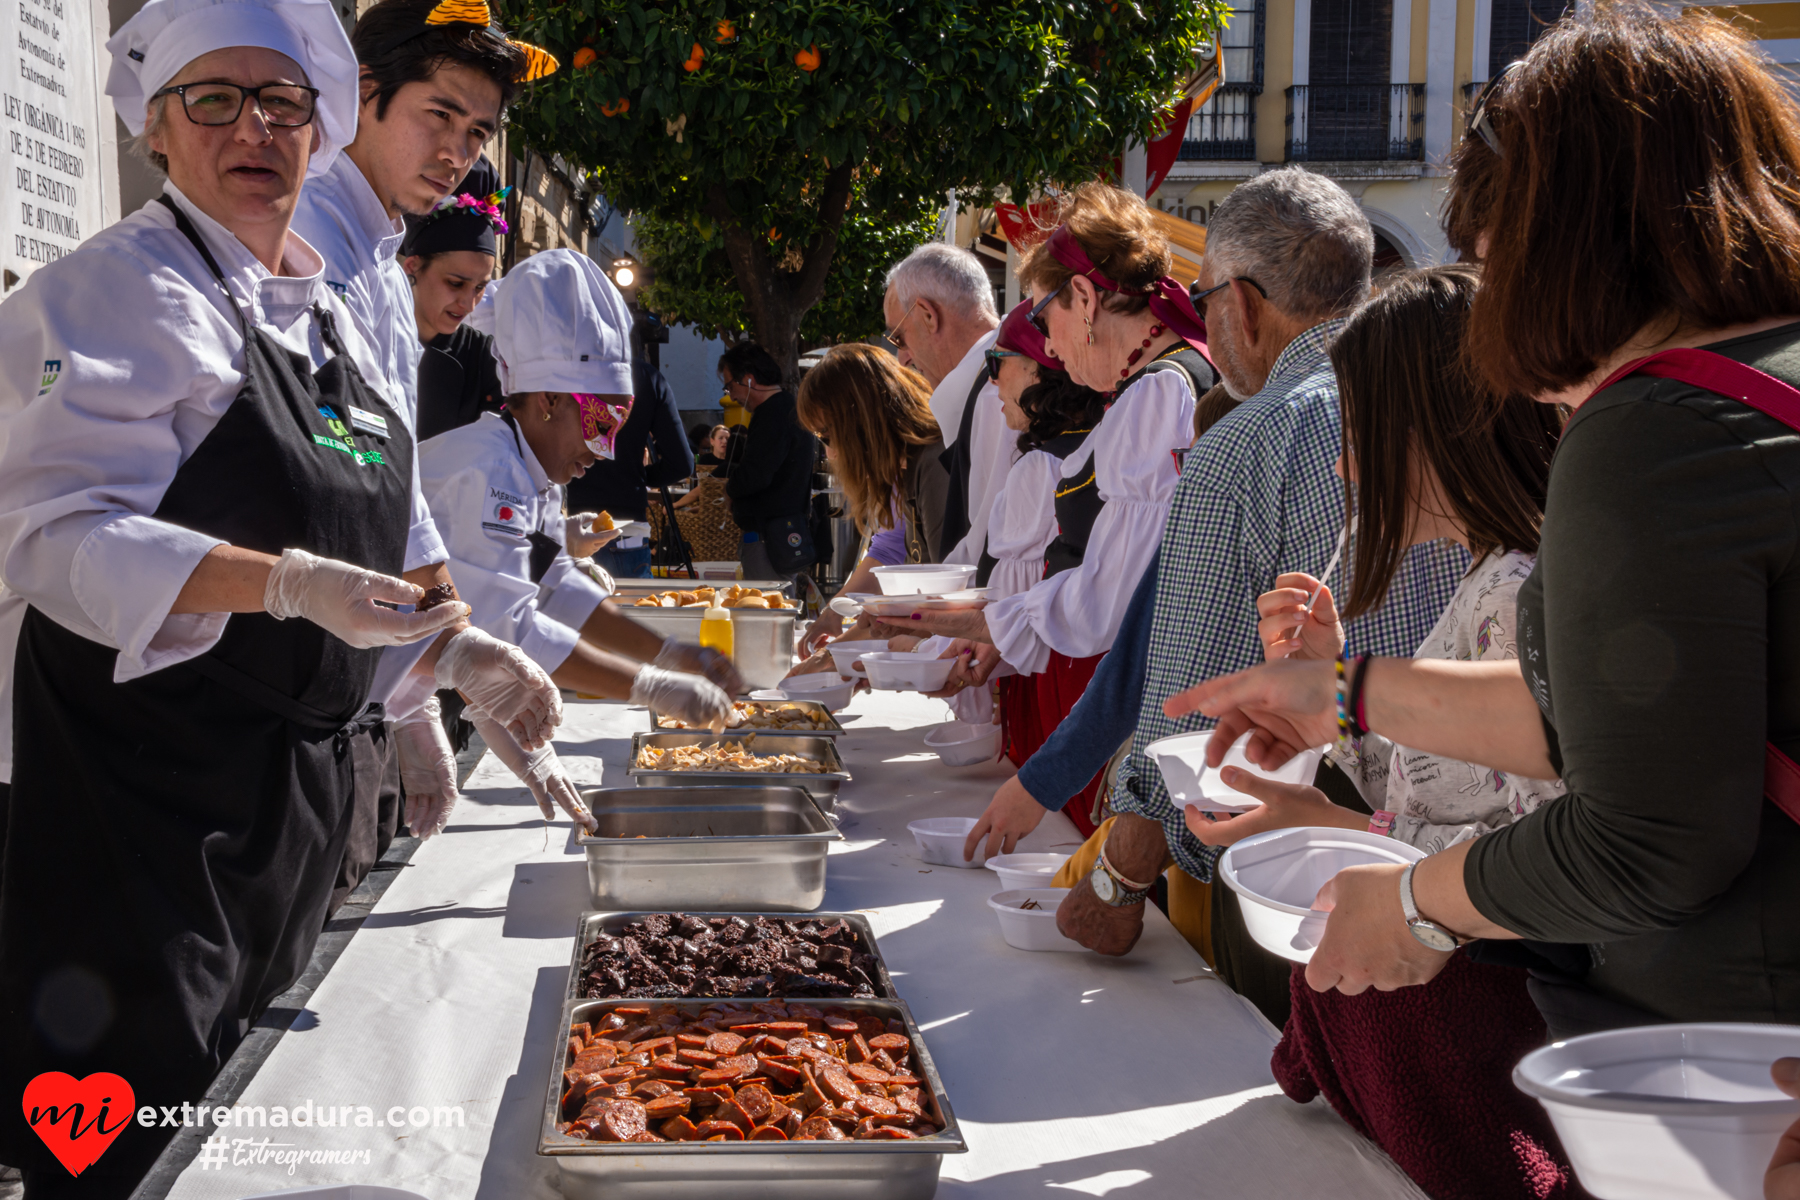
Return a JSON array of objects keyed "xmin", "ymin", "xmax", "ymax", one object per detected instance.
[{"xmin": 557, "ymin": 1000, "xmax": 944, "ymax": 1144}]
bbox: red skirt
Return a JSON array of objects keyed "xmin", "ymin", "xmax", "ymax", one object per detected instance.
[{"xmin": 999, "ymin": 651, "xmax": 1107, "ymax": 839}]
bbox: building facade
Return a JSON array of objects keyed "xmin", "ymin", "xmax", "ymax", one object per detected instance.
[{"xmin": 1155, "ymin": 0, "xmax": 1800, "ymax": 269}]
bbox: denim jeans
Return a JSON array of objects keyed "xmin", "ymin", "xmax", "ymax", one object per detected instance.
[{"xmin": 597, "ymin": 542, "xmax": 653, "ymax": 579}]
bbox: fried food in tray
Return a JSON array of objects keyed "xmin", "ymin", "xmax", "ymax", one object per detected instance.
[
  {"xmin": 580, "ymin": 913, "xmax": 885, "ymax": 1000},
  {"xmin": 656, "ymin": 701, "xmax": 833, "ymax": 732},
  {"xmin": 635, "ymin": 738, "xmax": 827, "ymax": 775},
  {"xmin": 558, "ymin": 1000, "xmax": 943, "ymax": 1143},
  {"xmin": 630, "ymin": 584, "xmax": 795, "ymax": 610}
]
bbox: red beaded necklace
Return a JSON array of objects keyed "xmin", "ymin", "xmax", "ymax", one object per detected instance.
[{"xmin": 1121, "ymin": 323, "xmax": 1166, "ymax": 380}]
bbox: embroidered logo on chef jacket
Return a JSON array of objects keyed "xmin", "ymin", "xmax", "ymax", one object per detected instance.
[
  {"xmin": 325, "ymin": 280, "xmax": 348, "ymax": 297},
  {"xmin": 482, "ymin": 487, "xmax": 530, "ymax": 536},
  {"xmin": 37, "ymin": 359, "xmax": 61, "ymax": 397},
  {"xmin": 311, "ymin": 404, "xmax": 386, "ymax": 466}
]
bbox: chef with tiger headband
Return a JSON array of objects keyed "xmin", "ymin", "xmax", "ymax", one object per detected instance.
[{"xmin": 405, "ymin": 249, "xmax": 746, "ymax": 818}]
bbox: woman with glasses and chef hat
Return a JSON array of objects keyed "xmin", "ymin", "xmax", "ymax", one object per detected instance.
[
  {"xmin": 0, "ymin": 0, "xmax": 562, "ymax": 1192},
  {"xmin": 412, "ymin": 249, "xmax": 744, "ymax": 794}
]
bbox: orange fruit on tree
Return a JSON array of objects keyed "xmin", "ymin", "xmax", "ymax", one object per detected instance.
[
  {"xmin": 685, "ymin": 42, "xmax": 705, "ymax": 71},
  {"xmin": 715, "ymin": 18, "xmax": 736, "ymax": 41},
  {"xmin": 601, "ymin": 96, "xmax": 630, "ymax": 116},
  {"xmin": 573, "ymin": 46, "xmax": 597, "ymax": 68},
  {"xmin": 794, "ymin": 44, "xmax": 820, "ymax": 71}
]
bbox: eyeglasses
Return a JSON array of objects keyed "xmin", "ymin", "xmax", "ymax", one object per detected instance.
[
  {"xmin": 883, "ymin": 300, "xmax": 924, "ymax": 351},
  {"xmin": 1465, "ymin": 61, "xmax": 1520, "ymax": 158},
  {"xmin": 984, "ymin": 347, "xmax": 1020, "ymax": 382},
  {"xmin": 1026, "ymin": 281, "xmax": 1067, "ymax": 336},
  {"xmin": 1191, "ymin": 275, "xmax": 1269, "ymax": 314},
  {"xmin": 150, "ymin": 81, "xmax": 320, "ymax": 128}
]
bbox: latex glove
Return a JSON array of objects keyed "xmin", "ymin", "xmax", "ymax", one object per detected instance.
[
  {"xmin": 572, "ymin": 556, "xmax": 615, "ymax": 596},
  {"xmin": 631, "ymin": 665, "xmax": 734, "ymax": 731},
  {"xmin": 652, "ymin": 637, "xmax": 746, "ymax": 696},
  {"xmin": 393, "ymin": 695, "xmax": 459, "ymax": 840},
  {"xmin": 434, "ymin": 627, "xmax": 562, "ymax": 751},
  {"xmin": 471, "ymin": 714, "xmax": 594, "ymax": 833},
  {"xmin": 264, "ymin": 548, "xmax": 467, "ymax": 648},
  {"xmin": 565, "ymin": 512, "xmax": 621, "ymax": 559}
]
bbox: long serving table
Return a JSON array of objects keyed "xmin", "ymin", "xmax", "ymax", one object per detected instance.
[{"xmin": 165, "ymin": 692, "xmax": 1427, "ymax": 1200}]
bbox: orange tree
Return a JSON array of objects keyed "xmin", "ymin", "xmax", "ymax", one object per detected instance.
[{"xmin": 503, "ymin": 1, "xmax": 1223, "ymax": 380}]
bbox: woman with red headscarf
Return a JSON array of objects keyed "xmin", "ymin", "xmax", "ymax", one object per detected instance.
[{"xmin": 885, "ymin": 183, "xmax": 1215, "ymax": 834}]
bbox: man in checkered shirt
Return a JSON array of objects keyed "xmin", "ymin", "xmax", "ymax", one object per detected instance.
[{"xmin": 984, "ymin": 168, "xmax": 1468, "ymax": 991}]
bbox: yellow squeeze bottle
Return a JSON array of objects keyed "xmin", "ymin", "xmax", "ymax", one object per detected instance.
[{"xmin": 700, "ymin": 601, "xmax": 734, "ymax": 660}]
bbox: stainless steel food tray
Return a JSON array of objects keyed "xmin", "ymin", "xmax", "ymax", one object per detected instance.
[
  {"xmin": 650, "ymin": 699, "xmax": 845, "ymax": 739},
  {"xmin": 566, "ymin": 911, "xmax": 900, "ymax": 1004},
  {"xmin": 576, "ymin": 787, "xmax": 840, "ymax": 911},
  {"xmin": 628, "ymin": 732, "xmax": 850, "ymax": 811},
  {"xmin": 612, "ymin": 578, "xmax": 797, "ymax": 600},
  {"xmin": 540, "ymin": 995, "xmax": 965, "ymax": 1200},
  {"xmin": 621, "ymin": 606, "xmax": 798, "ymax": 691}
]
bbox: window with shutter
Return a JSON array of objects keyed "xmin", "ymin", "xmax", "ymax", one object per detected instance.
[
  {"xmin": 1305, "ymin": 0, "xmax": 1396, "ymax": 159},
  {"xmin": 1489, "ymin": 0, "xmax": 1570, "ymax": 76}
]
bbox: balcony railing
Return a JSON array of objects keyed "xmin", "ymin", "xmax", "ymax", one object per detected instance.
[
  {"xmin": 1179, "ymin": 84, "xmax": 1259, "ymax": 161},
  {"xmin": 1284, "ymin": 83, "xmax": 1425, "ymax": 161}
]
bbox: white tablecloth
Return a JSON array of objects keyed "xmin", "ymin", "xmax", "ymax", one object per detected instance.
[{"xmin": 166, "ymin": 691, "xmax": 1426, "ymax": 1200}]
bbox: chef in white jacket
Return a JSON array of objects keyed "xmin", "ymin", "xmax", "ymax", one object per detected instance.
[
  {"xmin": 413, "ymin": 249, "xmax": 741, "ymax": 756},
  {"xmin": 0, "ymin": 0, "xmax": 553, "ymax": 1192}
]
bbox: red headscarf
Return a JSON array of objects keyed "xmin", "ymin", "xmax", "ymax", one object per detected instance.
[
  {"xmin": 1043, "ymin": 224, "xmax": 1213, "ymax": 365},
  {"xmin": 996, "ymin": 299, "xmax": 1065, "ymax": 372}
]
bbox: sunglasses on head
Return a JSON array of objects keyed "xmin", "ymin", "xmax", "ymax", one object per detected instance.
[
  {"xmin": 1466, "ymin": 61, "xmax": 1520, "ymax": 158},
  {"xmin": 984, "ymin": 347, "xmax": 1021, "ymax": 381}
]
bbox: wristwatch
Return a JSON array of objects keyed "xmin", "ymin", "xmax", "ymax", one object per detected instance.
[
  {"xmin": 1399, "ymin": 860, "xmax": 1462, "ymax": 952},
  {"xmin": 1090, "ymin": 849, "xmax": 1153, "ymax": 907}
]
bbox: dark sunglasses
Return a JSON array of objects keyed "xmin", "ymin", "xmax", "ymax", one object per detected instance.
[
  {"xmin": 1191, "ymin": 275, "xmax": 1269, "ymax": 309},
  {"xmin": 1026, "ymin": 280, "xmax": 1067, "ymax": 336},
  {"xmin": 1466, "ymin": 61, "xmax": 1520, "ymax": 158},
  {"xmin": 984, "ymin": 347, "xmax": 1021, "ymax": 381}
]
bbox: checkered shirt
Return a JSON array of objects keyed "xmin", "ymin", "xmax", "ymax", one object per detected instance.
[{"xmin": 1109, "ymin": 318, "xmax": 1471, "ymax": 882}]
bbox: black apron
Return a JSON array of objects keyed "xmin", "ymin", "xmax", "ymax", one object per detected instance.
[
  {"xmin": 417, "ymin": 325, "xmax": 504, "ymax": 442},
  {"xmin": 1043, "ymin": 348, "xmax": 1208, "ymax": 579},
  {"xmin": 935, "ymin": 366, "xmax": 987, "ymax": 562},
  {"xmin": 0, "ymin": 198, "xmax": 411, "ymax": 1198}
]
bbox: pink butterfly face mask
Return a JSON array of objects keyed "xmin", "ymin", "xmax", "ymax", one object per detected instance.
[{"xmin": 572, "ymin": 393, "xmax": 633, "ymax": 460}]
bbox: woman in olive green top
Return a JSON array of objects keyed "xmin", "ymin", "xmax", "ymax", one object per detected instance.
[{"xmin": 1168, "ymin": 4, "xmax": 1800, "ymax": 1035}]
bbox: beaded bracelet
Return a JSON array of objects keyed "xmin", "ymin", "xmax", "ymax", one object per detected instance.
[{"xmin": 1333, "ymin": 652, "xmax": 1354, "ymax": 754}]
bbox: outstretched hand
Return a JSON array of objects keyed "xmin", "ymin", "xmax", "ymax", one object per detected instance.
[
  {"xmin": 1185, "ymin": 767, "xmax": 1365, "ymax": 847},
  {"xmin": 1162, "ymin": 658, "xmax": 1339, "ymax": 771}
]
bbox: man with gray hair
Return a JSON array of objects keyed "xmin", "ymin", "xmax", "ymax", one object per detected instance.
[
  {"xmin": 881, "ymin": 243, "xmax": 1007, "ymax": 567},
  {"xmin": 964, "ymin": 167, "xmax": 1467, "ymax": 1021}
]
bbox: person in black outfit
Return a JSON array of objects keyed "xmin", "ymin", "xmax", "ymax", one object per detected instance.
[
  {"xmin": 565, "ymin": 332, "xmax": 695, "ymax": 578},
  {"xmin": 719, "ymin": 343, "xmax": 818, "ymax": 583},
  {"xmin": 401, "ymin": 164, "xmax": 505, "ymax": 441}
]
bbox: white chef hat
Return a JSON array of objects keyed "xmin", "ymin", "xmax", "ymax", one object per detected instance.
[
  {"xmin": 106, "ymin": 0, "xmax": 358, "ymax": 177},
  {"xmin": 492, "ymin": 249, "xmax": 635, "ymax": 397}
]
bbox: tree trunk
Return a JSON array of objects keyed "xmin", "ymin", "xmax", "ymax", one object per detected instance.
[{"xmin": 704, "ymin": 162, "xmax": 856, "ymax": 390}]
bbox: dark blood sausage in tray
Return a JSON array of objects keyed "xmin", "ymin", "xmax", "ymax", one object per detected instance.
[
  {"xmin": 558, "ymin": 1002, "xmax": 942, "ymax": 1142},
  {"xmin": 579, "ymin": 913, "xmax": 887, "ymax": 999}
]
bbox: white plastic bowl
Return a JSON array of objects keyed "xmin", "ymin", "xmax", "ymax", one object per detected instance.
[
  {"xmin": 908, "ymin": 816, "xmax": 986, "ymax": 867},
  {"xmin": 1145, "ymin": 727, "xmax": 1327, "ymax": 813},
  {"xmin": 987, "ymin": 852, "xmax": 1071, "ymax": 891},
  {"xmin": 871, "ymin": 563, "xmax": 978, "ymax": 595},
  {"xmin": 988, "ymin": 888, "xmax": 1083, "ymax": 952},
  {"xmin": 1515, "ymin": 1023, "xmax": 1800, "ymax": 1200},
  {"xmin": 776, "ymin": 672, "xmax": 855, "ymax": 712},
  {"xmin": 825, "ymin": 639, "xmax": 889, "ymax": 678},
  {"xmin": 923, "ymin": 721, "xmax": 1001, "ymax": 766},
  {"xmin": 1219, "ymin": 826, "xmax": 1425, "ymax": 963},
  {"xmin": 857, "ymin": 650, "xmax": 956, "ymax": 692},
  {"xmin": 237, "ymin": 1190, "xmax": 432, "ymax": 1200}
]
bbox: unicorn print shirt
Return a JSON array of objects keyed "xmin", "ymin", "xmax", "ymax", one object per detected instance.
[{"xmin": 1337, "ymin": 548, "xmax": 1565, "ymax": 854}]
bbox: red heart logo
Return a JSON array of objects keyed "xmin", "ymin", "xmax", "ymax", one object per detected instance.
[
  {"xmin": 21, "ymin": 1072, "xmax": 135, "ymax": 1177},
  {"xmin": 499, "ymin": 506, "xmax": 514, "ymax": 521}
]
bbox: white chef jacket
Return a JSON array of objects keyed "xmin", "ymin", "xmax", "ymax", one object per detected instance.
[
  {"xmin": 984, "ymin": 368, "xmax": 1197, "ymax": 675},
  {"xmin": 0, "ymin": 184, "xmax": 407, "ymax": 783},
  {"xmin": 931, "ymin": 331, "xmax": 1018, "ymax": 567},
  {"xmin": 418, "ymin": 411, "xmax": 609, "ymax": 674},
  {"xmin": 291, "ymin": 153, "xmax": 446, "ymax": 574}
]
